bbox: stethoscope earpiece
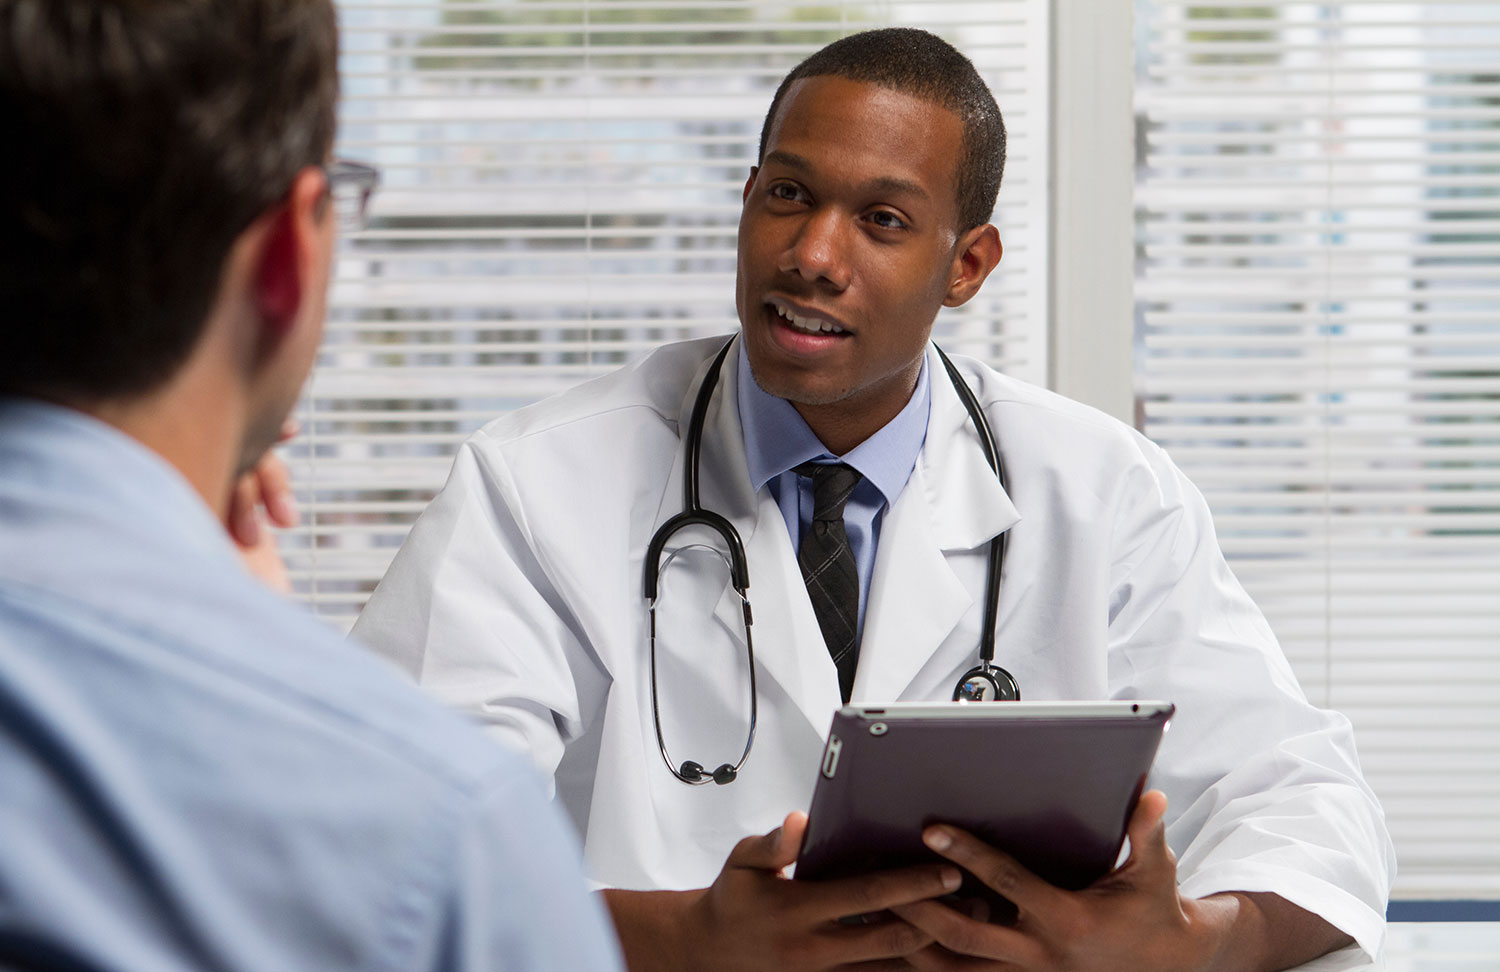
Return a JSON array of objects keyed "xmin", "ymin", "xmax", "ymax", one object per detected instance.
[{"xmin": 677, "ymin": 761, "xmax": 740, "ymax": 786}]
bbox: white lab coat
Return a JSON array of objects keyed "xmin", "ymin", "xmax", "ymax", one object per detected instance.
[{"xmin": 355, "ymin": 336, "xmax": 1395, "ymax": 960}]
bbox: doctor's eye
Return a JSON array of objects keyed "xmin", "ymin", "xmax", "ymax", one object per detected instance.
[
  {"xmin": 767, "ymin": 182, "xmax": 810, "ymax": 206},
  {"xmin": 865, "ymin": 209, "xmax": 909, "ymax": 232}
]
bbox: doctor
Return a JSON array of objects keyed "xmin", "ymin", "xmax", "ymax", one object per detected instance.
[{"xmin": 356, "ymin": 28, "xmax": 1394, "ymax": 972}]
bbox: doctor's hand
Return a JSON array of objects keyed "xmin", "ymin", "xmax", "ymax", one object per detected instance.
[
  {"xmin": 890, "ymin": 791, "xmax": 1352, "ymax": 972},
  {"xmin": 604, "ymin": 811, "xmax": 959, "ymax": 972},
  {"xmin": 890, "ymin": 791, "xmax": 1218, "ymax": 972}
]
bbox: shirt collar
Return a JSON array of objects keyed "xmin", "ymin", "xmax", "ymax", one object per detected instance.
[
  {"xmin": 736, "ymin": 343, "xmax": 931, "ymax": 509},
  {"xmin": 0, "ymin": 397, "xmax": 234, "ymax": 564}
]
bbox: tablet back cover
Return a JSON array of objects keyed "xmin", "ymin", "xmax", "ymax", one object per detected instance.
[{"xmin": 796, "ymin": 705, "xmax": 1171, "ymax": 891}]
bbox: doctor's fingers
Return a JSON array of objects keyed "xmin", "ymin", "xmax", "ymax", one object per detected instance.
[
  {"xmin": 784, "ymin": 918, "xmax": 937, "ymax": 969},
  {"xmin": 919, "ymin": 827, "xmax": 1066, "ymax": 918},
  {"xmin": 903, "ymin": 945, "xmax": 1028, "ymax": 972},
  {"xmin": 793, "ymin": 865, "xmax": 964, "ymax": 925},
  {"xmin": 889, "ymin": 902, "xmax": 1044, "ymax": 970}
]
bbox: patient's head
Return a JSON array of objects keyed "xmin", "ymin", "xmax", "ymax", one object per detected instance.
[{"xmin": 0, "ymin": 0, "xmax": 338, "ymax": 405}]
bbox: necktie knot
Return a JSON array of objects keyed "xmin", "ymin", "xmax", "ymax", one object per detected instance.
[{"xmin": 793, "ymin": 461, "xmax": 861, "ymax": 521}]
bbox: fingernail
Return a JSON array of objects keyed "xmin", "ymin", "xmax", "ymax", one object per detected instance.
[
  {"xmin": 924, "ymin": 828, "xmax": 952, "ymax": 852},
  {"xmin": 940, "ymin": 866, "xmax": 962, "ymax": 891},
  {"xmin": 236, "ymin": 506, "xmax": 260, "ymax": 546},
  {"xmin": 270, "ymin": 489, "xmax": 299, "ymax": 526}
]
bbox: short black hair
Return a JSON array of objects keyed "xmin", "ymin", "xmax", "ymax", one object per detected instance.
[
  {"xmin": 757, "ymin": 27, "xmax": 1006, "ymax": 232},
  {"xmin": 0, "ymin": 0, "xmax": 339, "ymax": 401}
]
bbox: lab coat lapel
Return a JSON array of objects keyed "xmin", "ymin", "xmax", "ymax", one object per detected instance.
[
  {"xmin": 657, "ymin": 338, "xmax": 843, "ymax": 739},
  {"xmin": 715, "ymin": 495, "xmax": 843, "ymax": 736},
  {"xmin": 851, "ymin": 346, "xmax": 1021, "ymax": 702}
]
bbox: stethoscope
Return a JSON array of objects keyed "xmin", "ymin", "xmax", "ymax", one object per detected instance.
[{"xmin": 643, "ymin": 336, "xmax": 1019, "ymax": 786}]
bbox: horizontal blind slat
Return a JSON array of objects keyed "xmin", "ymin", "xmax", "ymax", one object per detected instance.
[
  {"xmin": 305, "ymin": 0, "xmax": 1053, "ymax": 647},
  {"xmin": 1137, "ymin": 0, "xmax": 1500, "ymax": 900}
]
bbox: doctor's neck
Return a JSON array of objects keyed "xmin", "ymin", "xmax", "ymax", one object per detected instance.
[{"xmin": 786, "ymin": 361, "xmax": 923, "ymax": 456}]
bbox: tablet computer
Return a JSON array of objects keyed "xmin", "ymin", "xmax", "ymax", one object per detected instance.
[{"xmin": 795, "ymin": 701, "xmax": 1174, "ymax": 893}]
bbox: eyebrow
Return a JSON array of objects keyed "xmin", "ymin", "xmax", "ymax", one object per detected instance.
[{"xmin": 763, "ymin": 150, "xmax": 931, "ymax": 202}]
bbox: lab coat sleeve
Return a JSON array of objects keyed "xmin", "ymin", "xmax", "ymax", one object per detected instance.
[
  {"xmin": 353, "ymin": 437, "xmax": 602, "ymax": 786},
  {"xmin": 1103, "ymin": 435, "xmax": 1396, "ymax": 962}
]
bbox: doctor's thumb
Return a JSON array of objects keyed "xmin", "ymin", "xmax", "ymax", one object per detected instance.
[
  {"xmin": 1126, "ymin": 789, "xmax": 1173, "ymax": 866},
  {"xmin": 732, "ymin": 812, "xmax": 808, "ymax": 872}
]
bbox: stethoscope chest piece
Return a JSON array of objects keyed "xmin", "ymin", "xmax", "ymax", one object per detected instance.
[{"xmin": 953, "ymin": 663, "xmax": 1020, "ymax": 702}]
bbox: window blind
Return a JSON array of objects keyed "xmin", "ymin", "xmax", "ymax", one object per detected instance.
[
  {"xmin": 1137, "ymin": 1, "xmax": 1500, "ymax": 900},
  {"xmin": 285, "ymin": 1, "xmax": 1051, "ymax": 631}
]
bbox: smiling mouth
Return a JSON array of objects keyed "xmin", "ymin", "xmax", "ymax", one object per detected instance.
[{"xmin": 770, "ymin": 302, "xmax": 848, "ymax": 336}]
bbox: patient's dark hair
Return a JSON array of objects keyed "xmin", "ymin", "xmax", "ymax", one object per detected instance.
[
  {"xmin": 0, "ymin": 0, "xmax": 338, "ymax": 400},
  {"xmin": 757, "ymin": 27, "xmax": 1006, "ymax": 232}
]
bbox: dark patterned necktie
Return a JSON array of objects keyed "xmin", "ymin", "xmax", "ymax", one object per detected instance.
[{"xmin": 794, "ymin": 461, "xmax": 863, "ymax": 703}]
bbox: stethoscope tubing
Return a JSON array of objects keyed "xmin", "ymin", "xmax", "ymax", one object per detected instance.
[
  {"xmin": 933, "ymin": 345, "xmax": 1006, "ymax": 673},
  {"xmin": 645, "ymin": 339, "xmax": 758, "ymax": 785},
  {"xmin": 643, "ymin": 335, "xmax": 1018, "ymax": 786}
]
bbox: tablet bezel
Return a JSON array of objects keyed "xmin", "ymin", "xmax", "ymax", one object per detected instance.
[{"xmin": 835, "ymin": 700, "xmax": 1174, "ymax": 721}]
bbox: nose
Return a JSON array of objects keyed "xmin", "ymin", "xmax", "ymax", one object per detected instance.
[{"xmin": 779, "ymin": 208, "xmax": 851, "ymax": 290}]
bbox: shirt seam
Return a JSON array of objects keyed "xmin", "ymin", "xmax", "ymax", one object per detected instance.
[{"xmin": 370, "ymin": 802, "xmax": 461, "ymax": 972}]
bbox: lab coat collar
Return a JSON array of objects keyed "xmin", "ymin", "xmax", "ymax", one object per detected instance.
[
  {"xmin": 649, "ymin": 334, "xmax": 763, "ymax": 551},
  {"xmin": 915, "ymin": 343, "xmax": 1021, "ymax": 551},
  {"xmin": 695, "ymin": 339, "xmax": 1016, "ymax": 547},
  {"xmin": 849, "ymin": 344, "xmax": 1021, "ymax": 702},
  {"xmin": 684, "ymin": 335, "xmax": 761, "ymax": 529}
]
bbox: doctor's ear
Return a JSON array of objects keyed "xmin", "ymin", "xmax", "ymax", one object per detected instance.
[
  {"xmin": 942, "ymin": 224, "xmax": 1002, "ymax": 309},
  {"xmin": 742, "ymin": 166, "xmax": 760, "ymax": 204}
]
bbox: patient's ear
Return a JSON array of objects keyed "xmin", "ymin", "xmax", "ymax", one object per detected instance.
[{"xmin": 252, "ymin": 168, "xmax": 330, "ymax": 337}]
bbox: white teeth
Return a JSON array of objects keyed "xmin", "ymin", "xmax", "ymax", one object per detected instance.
[{"xmin": 773, "ymin": 303, "xmax": 846, "ymax": 335}]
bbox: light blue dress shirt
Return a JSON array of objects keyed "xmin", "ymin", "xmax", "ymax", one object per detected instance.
[
  {"xmin": 0, "ymin": 400, "xmax": 622, "ymax": 972},
  {"xmin": 737, "ymin": 349, "xmax": 931, "ymax": 644}
]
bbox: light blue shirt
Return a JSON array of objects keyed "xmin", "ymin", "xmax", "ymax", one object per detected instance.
[
  {"xmin": 737, "ymin": 348, "xmax": 931, "ymax": 644},
  {"xmin": 0, "ymin": 400, "xmax": 622, "ymax": 972}
]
